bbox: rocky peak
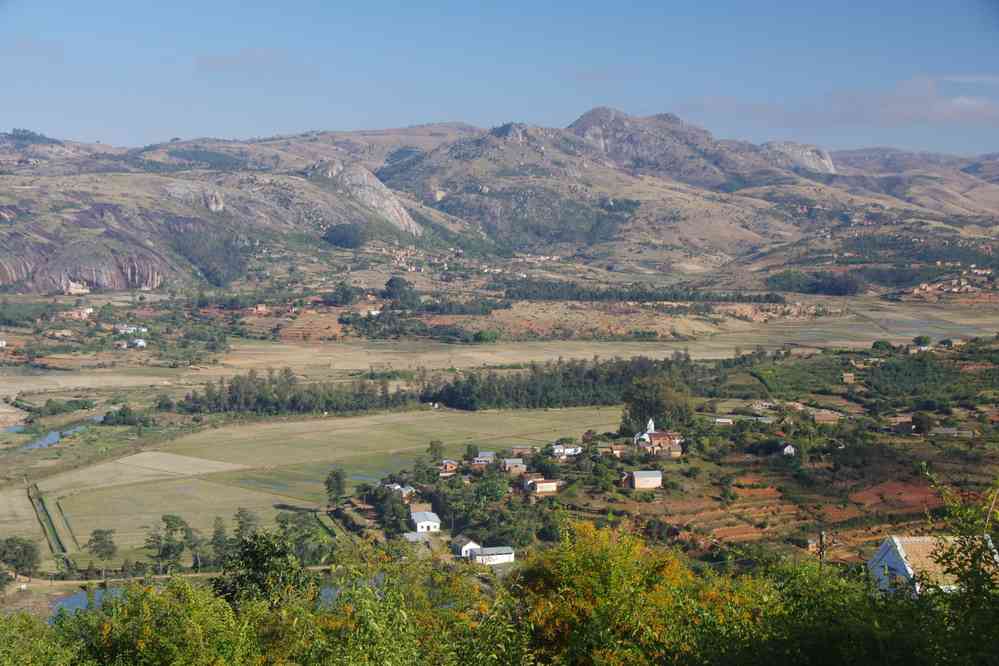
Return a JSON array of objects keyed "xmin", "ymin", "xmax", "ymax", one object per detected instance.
[
  {"xmin": 489, "ymin": 123, "xmax": 536, "ymax": 144},
  {"xmin": 761, "ymin": 141, "xmax": 836, "ymax": 174},
  {"xmin": 305, "ymin": 160, "xmax": 421, "ymax": 235}
]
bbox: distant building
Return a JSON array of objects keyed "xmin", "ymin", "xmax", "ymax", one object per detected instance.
[
  {"xmin": 130, "ymin": 338, "xmax": 147, "ymax": 349},
  {"xmin": 452, "ymin": 535, "xmax": 481, "ymax": 558},
  {"xmin": 472, "ymin": 451, "xmax": 496, "ymax": 466},
  {"xmin": 524, "ymin": 476, "xmax": 559, "ymax": 495},
  {"xmin": 781, "ymin": 444, "xmax": 797, "ymax": 457},
  {"xmin": 0, "ymin": 340, "xmax": 6, "ymax": 349},
  {"xmin": 410, "ymin": 511, "xmax": 441, "ymax": 533},
  {"xmin": 842, "ymin": 372, "xmax": 856, "ymax": 385},
  {"xmin": 551, "ymin": 443, "xmax": 582, "ymax": 459},
  {"xmin": 438, "ymin": 459, "xmax": 460, "ymax": 478},
  {"xmin": 598, "ymin": 443, "xmax": 629, "ymax": 458},
  {"xmin": 470, "ymin": 546, "xmax": 515, "ymax": 566},
  {"xmin": 502, "ymin": 458, "xmax": 527, "ymax": 475},
  {"xmin": 628, "ymin": 470, "xmax": 663, "ymax": 490},
  {"xmin": 385, "ymin": 483, "xmax": 417, "ymax": 500},
  {"xmin": 633, "ymin": 419, "xmax": 684, "ymax": 457},
  {"xmin": 713, "ymin": 417, "xmax": 734, "ymax": 427}
]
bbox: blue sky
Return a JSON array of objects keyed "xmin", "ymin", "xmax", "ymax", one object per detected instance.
[{"xmin": 1, "ymin": 0, "xmax": 997, "ymax": 153}]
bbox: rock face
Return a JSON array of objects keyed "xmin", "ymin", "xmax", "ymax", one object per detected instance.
[
  {"xmin": 761, "ymin": 141, "xmax": 836, "ymax": 174},
  {"xmin": 567, "ymin": 107, "xmax": 788, "ymax": 190},
  {"xmin": 305, "ymin": 160, "xmax": 421, "ymax": 235},
  {"xmin": 203, "ymin": 190, "xmax": 225, "ymax": 212}
]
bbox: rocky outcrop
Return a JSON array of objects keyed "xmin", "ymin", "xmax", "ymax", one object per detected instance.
[
  {"xmin": 203, "ymin": 190, "xmax": 225, "ymax": 212},
  {"xmin": 305, "ymin": 160, "xmax": 421, "ymax": 235},
  {"xmin": 761, "ymin": 141, "xmax": 836, "ymax": 174},
  {"xmin": 568, "ymin": 107, "xmax": 788, "ymax": 190},
  {"xmin": 29, "ymin": 249, "xmax": 169, "ymax": 292}
]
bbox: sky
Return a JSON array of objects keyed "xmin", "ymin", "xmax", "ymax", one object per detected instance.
[{"xmin": 1, "ymin": 0, "xmax": 998, "ymax": 154}]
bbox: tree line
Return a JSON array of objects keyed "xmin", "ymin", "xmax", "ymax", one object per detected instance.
[
  {"xmin": 498, "ymin": 278, "xmax": 786, "ymax": 304},
  {"xmin": 177, "ymin": 368, "xmax": 416, "ymax": 415},
  {"xmin": 423, "ymin": 354, "xmax": 711, "ymax": 412}
]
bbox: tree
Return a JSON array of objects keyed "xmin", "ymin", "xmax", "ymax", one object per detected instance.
[
  {"xmin": 464, "ymin": 443, "xmax": 480, "ymax": 460},
  {"xmin": 382, "ymin": 276, "xmax": 420, "ymax": 309},
  {"xmin": 212, "ymin": 531, "xmax": 316, "ymax": 607},
  {"xmin": 325, "ymin": 468, "xmax": 347, "ymax": 507},
  {"xmin": 620, "ymin": 376, "xmax": 694, "ymax": 435},
  {"xmin": 913, "ymin": 335, "xmax": 932, "ymax": 347},
  {"xmin": 871, "ymin": 339, "xmax": 894, "ymax": 353},
  {"xmin": 210, "ymin": 516, "xmax": 229, "ymax": 567},
  {"xmin": 912, "ymin": 412, "xmax": 935, "ymax": 435},
  {"xmin": 323, "ymin": 223, "xmax": 370, "ymax": 249},
  {"xmin": 427, "ymin": 439, "xmax": 445, "ymax": 462},
  {"xmin": 0, "ymin": 537, "xmax": 41, "ymax": 581},
  {"xmin": 234, "ymin": 508, "xmax": 260, "ymax": 542},
  {"xmin": 323, "ymin": 281, "xmax": 360, "ymax": 306},
  {"xmin": 145, "ymin": 516, "xmax": 188, "ymax": 575},
  {"xmin": 83, "ymin": 529, "xmax": 117, "ymax": 579},
  {"xmin": 183, "ymin": 527, "xmax": 207, "ymax": 572}
]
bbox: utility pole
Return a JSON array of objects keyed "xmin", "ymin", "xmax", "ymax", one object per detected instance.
[{"xmin": 818, "ymin": 529, "xmax": 827, "ymax": 571}]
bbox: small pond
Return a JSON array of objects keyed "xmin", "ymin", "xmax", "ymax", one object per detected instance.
[{"xmin": 18, "ymin": 416, "xmax": 104, "ymax": 452}]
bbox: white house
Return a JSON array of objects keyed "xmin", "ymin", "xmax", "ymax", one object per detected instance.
[
  {"xmin": 628, "ymin": 470, "xmax": 663, "ymax": 490},
  {"xmin": 868, "ymin": 536, "xmax": 956, "ymax": 594},
  {"xmin": 471, "ymin": 451, "xmax": 496, "ymax": 466},
  {"xmin": 411, "ymin": 510, "xmax": 441, "ymax": 533},
  {"xmin": 781, "ymin": 444, "xmax": 796, "ymax": 457},
  {"xmin": 452, "ymin": 535, "xmax": 481, "ymax": 558},
  {"xmin": 552, "ymin": 443, "xmax": 582, "ymax": 459},
  {"xmin": 130, "ymin": 338, "xmax": 147, "ymax": 349},
  {"xmin": 470, "ymin": 546, "xmax": 515, "ymax": 566},
  {"xmin": 0, "ymin": 339, "xmax": 6, "ymax": 349},
  {"xmin": 385, "ymin": 483, "xmax": 417, "ymax": 500}
]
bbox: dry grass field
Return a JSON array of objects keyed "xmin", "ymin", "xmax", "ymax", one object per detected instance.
[
  {"xmin": 2, "ymin": 299, "xmax": 996, "ymax": 397},
  {"xmin": 17, "ymin": 406, "xmax": 619, "ymax": 568}
]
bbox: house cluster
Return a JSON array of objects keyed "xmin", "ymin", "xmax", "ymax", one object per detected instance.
[
  {"xmin": 114, "ymin": 323, "xmax": 149, "ymax": 335},
  {"xmin": 633, "ymin": 419, "xmax": 684, "ymax": 458},
  {"xmin": 400, "ymin": 502, "xmax": 516, "ymax": 566}
]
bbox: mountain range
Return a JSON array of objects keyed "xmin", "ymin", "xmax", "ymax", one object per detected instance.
[{"xmin": 1, "ymin": 109, "xmax": 997, "ymax": 293}]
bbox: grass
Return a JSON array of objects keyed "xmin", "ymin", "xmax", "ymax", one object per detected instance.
[{"xmin": 23, "ymin": 406, "xmax": 620, "ymax": 568}]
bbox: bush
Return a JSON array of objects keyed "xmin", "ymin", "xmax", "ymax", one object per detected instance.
[{"xmin": 323, "ymin": 223, "xmax": 370, "ymax": 249}]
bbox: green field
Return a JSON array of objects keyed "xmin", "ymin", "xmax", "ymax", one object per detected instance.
[{"xmin": 25, "ymin": 406, "xmax": 620, "ymax": 566}]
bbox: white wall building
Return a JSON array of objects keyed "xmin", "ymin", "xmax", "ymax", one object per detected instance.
[
  {"xmin": 411, "ymin": 510, "xmax": 441, "ymax": 533},
  {"xmin": 470, "ymin": 546, "xmax": 515, "ymax": 566},
  {"xmin": 452, "ymin": 536, "xmax": 481, "ymax": 558}
]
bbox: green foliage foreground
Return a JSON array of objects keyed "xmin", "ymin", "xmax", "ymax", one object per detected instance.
[{"xmin": 2, "ymin": 489, "xmax": 997, "ymax": 666}]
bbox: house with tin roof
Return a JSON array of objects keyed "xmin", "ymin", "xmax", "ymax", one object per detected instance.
[{"xmin": 867, "ymin": 535, "xmax": 997, "ymax": 594}]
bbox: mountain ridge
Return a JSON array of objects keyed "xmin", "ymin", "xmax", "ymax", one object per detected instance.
[{"xmin": 1, "ymin": 110, "xmax": 997, "ymax": 293}]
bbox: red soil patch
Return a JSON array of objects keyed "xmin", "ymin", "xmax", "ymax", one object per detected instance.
[
  {"xmin": 736, "ymin": 487, "xmax": 780, "ymax": 500},
  {"xmin": 819, "ymin": 505, "xmax": 866, "ymax": 522},
  {"xmin": 849, "ymin": 481, "xmax": 942, "ymax": 512},
  {"xmin": 712, "ymin": 525, "xmax": 765, "ymax": 541}
]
